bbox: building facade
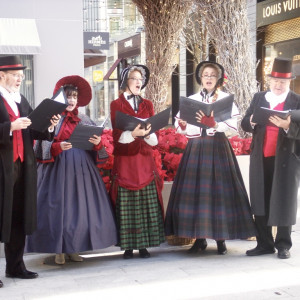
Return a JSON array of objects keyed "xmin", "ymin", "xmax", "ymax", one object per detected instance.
[
  {"xmin": 256, "ymin": 0, "xmax": 300, "ymax": 93},
  {"xmin": 0, "ymin": 0, "xmax": 84, "ymax": 107}
]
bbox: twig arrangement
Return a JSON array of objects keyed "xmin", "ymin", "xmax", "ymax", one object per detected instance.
[
  {"xmin": 132, "ymin": 0, "xmax": 193, "ymax": 113},
  {"xmin": 195, "ymin": 0, "xmax": 259, "ymax": 136}
]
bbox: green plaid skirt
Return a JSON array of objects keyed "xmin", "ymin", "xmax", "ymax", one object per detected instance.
[{"xmin": 116, "ymin": 180, "xmax": 165, "ymax": 250}]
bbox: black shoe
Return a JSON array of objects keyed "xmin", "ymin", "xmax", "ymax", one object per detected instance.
[
  {"xmin": 6, "ymin": 269, "xmax": 38, "ymax": 279},
  {"xmin": 278, "ymin": 248, "xmax": 290, "ymax": 259},
  {"xmin": 139, "ymin": 248, "xmax": 150, "ymax": 258},
  {"xmin": 123, "ymin": 249, "xmax": 133, "ymax": 259},
  {"xmin": 0, "ymin": 280, "xmax": 3, "ymax": 288},
  {"xmin": 217, "ymin": 241, "xmax": 227, "ymax": 255},
  {"xmin": 188, "ymin": 239, "xmax": 207, "ymax": 253},
  {"xmin": 246, "ymin": 246, "xmax": 275, "ymax": 256}
]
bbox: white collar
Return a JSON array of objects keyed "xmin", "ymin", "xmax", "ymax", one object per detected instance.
[{"xmin": 265, "ymin": 90, "xmax": 289, "ymax": 109}]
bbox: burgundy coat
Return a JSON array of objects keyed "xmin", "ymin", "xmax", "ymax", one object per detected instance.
[{"xmin": 110, "ymin": 93, "xmax": 163, "ymax": 213}]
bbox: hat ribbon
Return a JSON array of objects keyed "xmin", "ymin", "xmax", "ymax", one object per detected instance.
[
  {"xmin": 271, "ymin": 71, "xmax": 292, "ymax": 78},
  {"xmin": 0, "ymin": 64, "xmax": 24, "ymax": 69}
]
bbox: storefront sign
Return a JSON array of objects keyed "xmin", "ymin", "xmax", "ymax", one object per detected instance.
[
  {"xmin": 93, "ymin": 70, "xmax": 103, "ymax": 82},
  {"xmin": 118, "ymin": 34, "xmax": 141, "ymax": 58},
  {"xmin": 84, "ymin": 32, "xmax": 109, "ymax": 50},
  {"xmin": 257, "ymin": 0, "xmax": 300, "ymax": 27}
]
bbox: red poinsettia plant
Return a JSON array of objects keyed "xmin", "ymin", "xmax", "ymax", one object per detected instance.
[
  {"xmin": 228, "ymin": 135, "xmax": 252, "ymax": 156},
  {"xmin": 98, "ymin": 128, "xmax": 252, "ymax": 191}
]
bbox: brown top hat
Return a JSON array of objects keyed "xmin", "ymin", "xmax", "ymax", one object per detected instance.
[
  {"xmin": 0, "ymin": 56, "xmax": 27, "ymax": 71},
  {"xmin": 53, "ymin": 75, "xmax": 92, "ymax": 107},
  {"xmin": 268, "ymin": 57, "xmax": 295, "ymax": 79}
]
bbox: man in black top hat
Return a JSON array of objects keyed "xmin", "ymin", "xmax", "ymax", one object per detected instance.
[
  {"xmin": 0, "ymin": 55, "xmax": 59, "ymax": 287},
  {"xmin": 241, "ymin": 57, "xmax": 300, "ymax": 259}
]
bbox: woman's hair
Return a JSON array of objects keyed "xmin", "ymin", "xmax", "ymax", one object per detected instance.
[
  {"xmin": 198, "ymin": 63, "xmax": 222, "ymax": 81},
  {"xmin": 64, "ymin": 84, "xmax": 78, "ymax": 98},
  {"xmin": 120, "ymin": 66, "xmax": 146, "ymax": 94}
]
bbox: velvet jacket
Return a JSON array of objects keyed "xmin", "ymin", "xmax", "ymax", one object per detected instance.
[{"xmin": 110, "ymin": 93, "xmax": 163, "ymax": 212}]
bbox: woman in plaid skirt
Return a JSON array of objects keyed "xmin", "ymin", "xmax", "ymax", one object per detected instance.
[
  {"xmin": 110, "ymin": 65, "xmax": 165, "ymax": 259},
  {"xmin": 165, "ymin": 61, "xmax": 256, "ymax": 254}
]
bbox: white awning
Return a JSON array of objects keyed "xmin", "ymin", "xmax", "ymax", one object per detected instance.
[{"xmin": 0, "ymin": 18, "xmax": 41, "ymax": 54}]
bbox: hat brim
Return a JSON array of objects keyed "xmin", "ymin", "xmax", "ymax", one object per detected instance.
[
  {"xmin": 0, "ymin": 66, "xmax": 27, "ymax": 71},
  {"xmin": 267, "ymin": 74, "xmax": 296, "ymax": 80},
  {"xmin": 53, "ymin": 75, "xmax": 92, "ymax": 107},
  {"xmin": 195, "ymin": 61, "xmax": 224, "ymax": 86}
]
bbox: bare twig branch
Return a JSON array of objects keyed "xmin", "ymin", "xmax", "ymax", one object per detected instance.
[{"xmin": 132, "ymin": 0, "xmax": 193, "ymax": 112}]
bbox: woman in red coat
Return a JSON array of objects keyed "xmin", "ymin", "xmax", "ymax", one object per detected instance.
[{"xmin": 110, "ymin": 65, "xmax": 165, "ymax": 259}]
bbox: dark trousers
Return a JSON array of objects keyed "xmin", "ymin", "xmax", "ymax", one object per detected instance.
[
  {"xmin": 4, "ymin": 159, "xmax": 26, "ymax": 274},
  {"xmin": 254, "ymin": 156, "xmax": 292, "ymax": 250}
]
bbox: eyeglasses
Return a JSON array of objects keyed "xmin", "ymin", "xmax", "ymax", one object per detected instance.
[
  {"xmin": 6, "ymin": 72, "xmax": 25, "ymax": 80},
  {"xmin": 129, "ymin": 77, "xmax": 143, "ymax": 82},
  {"xmin": 270, "ymin": 78, "xmax": 290, "ymax": 85},
  {"xmin": 202, "ymin": 74, "xmax": 217, "ymax": 79}
]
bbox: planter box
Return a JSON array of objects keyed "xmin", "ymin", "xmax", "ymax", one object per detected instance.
[{"xmin": 236, "ymin": 155, "xmax": 250, "ymax": 197}]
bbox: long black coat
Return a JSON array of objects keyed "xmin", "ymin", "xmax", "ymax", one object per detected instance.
[
  {"xmin": 241, "ymin": 91, "xmax": 300, "ymax": 226},
  {"xmin": 0, "ymin": 94, "xmax": 53, "ymax": 242}
]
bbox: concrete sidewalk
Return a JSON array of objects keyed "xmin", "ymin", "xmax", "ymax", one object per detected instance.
[{"xmin": 1, "ymin": 220, "xmax": 300, "ymax": 300}]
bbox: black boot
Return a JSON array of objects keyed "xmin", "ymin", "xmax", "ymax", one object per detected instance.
[
  {"xmin": 123, "ymin": 249, "xmax": 133, "ymax": 259},
  {"xmin": 216, "ymin": 240, "xmax": 227, "ymax": 255},
  {"xmin": 139, "ymin": 248, "xmax": 150, "ymax": 258},
  {"xmin": 188, "ymin": 239, "xmax": 207, "ymax": 253}
]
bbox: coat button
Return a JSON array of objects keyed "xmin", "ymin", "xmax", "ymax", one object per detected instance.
[
  {"xmin": 282, "ymin": 163, "xmax": 286, "ymax": 168},
  {"xmin": 283, "ymin": 147, "xmax": 287, "ymax": 151}
]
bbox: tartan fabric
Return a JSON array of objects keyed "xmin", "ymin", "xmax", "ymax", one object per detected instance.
[
  {"xmin": 116, "ymin": 180, "xmax": 165, "ymax": 250},
  {"xmin": 165, "ymin": 133, "xmax": 256, "ymax": 240}
]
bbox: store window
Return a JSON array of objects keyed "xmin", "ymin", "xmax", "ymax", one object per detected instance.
[
  {"xmin": 263, "ymin": 38, "xmax": 300, "ymax": 93},
  {"xmin": 109, "ymin": 17, "xmax": 121, "ymax": 35},
  {"xmin": 107, "ymin": 0, "xmax": 122, "ymax": 9},
  {"xmin": 85, "ymin": 63, "xmax": 105, "ymax": 123}
]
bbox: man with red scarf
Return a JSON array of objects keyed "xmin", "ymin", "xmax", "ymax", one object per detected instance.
[
  {"xmin": 242, "ymin": 57, "xmax": 300, "ymax": 259},
  {"xmin": 0, "ymin": 56, "xmax": 58, "ymax": 287}
]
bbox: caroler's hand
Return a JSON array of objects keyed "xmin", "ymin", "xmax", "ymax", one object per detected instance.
[
  {"xmin": 178, "ymin": 119, "xmax": 187, "ymax": 127},
  {"xmin": 89, "ymin": 134, "xmax": 101, "ymax": 145},
  {"xmin": 10, "ymin": 117, "xmax": 32, "ymax": 131},
  {"xmin": 60, "ymin": 141, "xmax": 72, "ymax": 151},
  {"xmin": 269, "ymin": 115, "xmax": 290, "ymax": 130},
  {"xmin": 196, "ymin": 111, "xmax": 217, "ymax": 128},
  {"xmin": 132, "ymin": 123, "xmax": 148, "ymax": 138},
  {"xmin": 49, "ymin": 114, "xmax": 61, "ymax": 131},
  {"xmin": 250, "ymin": 114, "xmax": 257, "ymax": 127}
]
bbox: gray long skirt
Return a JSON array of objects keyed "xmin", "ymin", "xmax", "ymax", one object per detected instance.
[{"xmin": 26, "ymin": 148, "xmax": 118, "ymax": 254}]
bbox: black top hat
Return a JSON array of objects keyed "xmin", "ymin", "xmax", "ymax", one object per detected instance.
[
  {"xmin": 119, "ymin": 64, "xmax": 150, "ymax": 91},
  {"xmin": 0, "ymin": 56, "xmax": 27, "ymax": 71},
  {"xmin": 53, "ymin": 75, "xmax": 92, "ymax": 107},
  {"xmin": 268, "ymin": 57, "xmax": 295, "ymax": 79},
  {"xmin": 195, "ymin": 61, "xmax": 225, "ymax": 87}
]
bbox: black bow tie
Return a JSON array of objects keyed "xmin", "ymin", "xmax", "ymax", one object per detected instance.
[
  {"xmin": 127, "ymin": 94, "xmax": 139, "ymax": 112},
  {"xmin": 127, "ymin": 94, "xmax": 135, "ymax": 100}
]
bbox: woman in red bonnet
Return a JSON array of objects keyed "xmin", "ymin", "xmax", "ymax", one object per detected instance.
[
  {"xmin": 110, "ymin": 65, "xmax": 165, "ymax": 259},
  {"xmin": 26, "ymin": 75, "xmax": 118, "ymax": 264}
]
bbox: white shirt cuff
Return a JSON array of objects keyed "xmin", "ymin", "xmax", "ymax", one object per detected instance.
[{"xmin": 119, "ymin": 130, "xmax": 135, "ymax": 144}]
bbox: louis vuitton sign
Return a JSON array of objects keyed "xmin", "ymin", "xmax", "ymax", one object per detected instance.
[{"xmin": 257, "ymin": 0, "xmax": 300, "ymax": 27}]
